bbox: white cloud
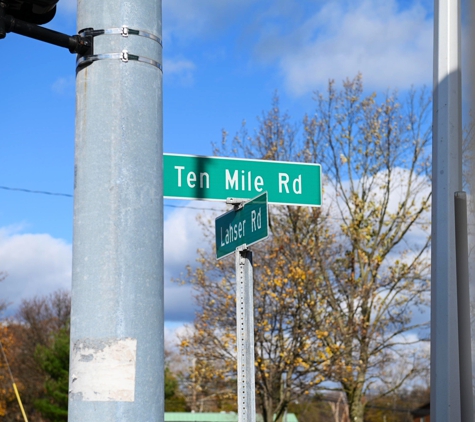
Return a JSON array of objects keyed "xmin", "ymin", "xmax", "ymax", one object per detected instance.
[
  {"xmin": 52, "ymin": 75, "xmax": 75, "ymax": 96},
  {"xmin": 0, "ymin": 227, "xmax": 72, "ymax": 311},
  {"xmin": 59, "ymin": 1, "xmax": 432, "ymax": 95},
  {"xmin": 164, "ymin": 322, "xmax": 194, "ymax": 372},
  {"xmin": 0, "ymin": 201, "xmax": 219, "ymax": 321},
  {"xmin": 57, "ymin": 0, "xmax": 76, "ymax": 15},
  {"xmin": 163, "ymin": 58, "xmax": 196, "ymax": 86},
  {"xmin": 163, "ymin": 201, "xmax": 225, "ymax": 321},
  {"xmin": 254, "ymin": 0, "xmax": 433, "ymax": 94},
  {"xmin": 164, "ymin": 201, "xmax": 210, "ymax": 281},
  {"xmin": 165, "ymin": 321, "xmax": 192, "ymax": 348},
  {"xmin": 163, "ymin": 0, "xmax": 255, "ymax": 41}
]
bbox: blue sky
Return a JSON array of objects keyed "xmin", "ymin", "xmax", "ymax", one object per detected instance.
[{"xmin": 0, "ymin": 0, "xmax": 434, "ymax": 326}]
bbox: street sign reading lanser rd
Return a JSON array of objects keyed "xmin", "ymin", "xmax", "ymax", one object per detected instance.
[
  {"xmin": 215, "ymin": 192, "xmax": 269, "ymax": 259},
  {"xmin": 164, "ymin": 153, "xmax": 321, "ymax": 207}
]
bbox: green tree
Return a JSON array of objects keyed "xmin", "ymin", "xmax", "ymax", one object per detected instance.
[
  {"xmin": 0, "ymin": 290, "xmax": 71, "ymax": 421},
  {"xmin": 34, "ymin": 326, "xmax": 70, "ymax": 421},
  {"xmin": 364, "ymin": 385, "xmax": 430, "ymax": 422},
  {"xmin": 165, "ymin": 366, "xmax": 189, "ymax": 411}
]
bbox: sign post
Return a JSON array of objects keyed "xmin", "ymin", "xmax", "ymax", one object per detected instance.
[
  {"xmin": 200, "ymin": 152, "xmax": 321, "ymax": 421},
  {"xmin": 215, "ymin": 193, "xmax": 269, "ymax": 422},
  {"xmin": 236, "ymin": 248, "xmax": 256, "ymax": 422}
]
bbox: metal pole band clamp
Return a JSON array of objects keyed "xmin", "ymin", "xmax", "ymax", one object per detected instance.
[
  {"xmin": 77, "ymin": 50, "xmax": 162, "ymax": 70},
  {"xmin": 76, "ymin": 26, "xmax": 162, "ymax": 71},
  {"xmin": 104, "ymin": 26, "xmax": 162, "ymax": 45},
  {"xmin": 79, "ymin": 26, "xmax": 162, "ymax": 45}
]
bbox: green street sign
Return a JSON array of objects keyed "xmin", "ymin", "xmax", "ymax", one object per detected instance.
[
  {"xmin": 164, "ymin": 153, "xmax": 321, "ymax": 207},
  {"xmin": 215, "ymin": 192, "xmax": 269, "ymax": 259}
]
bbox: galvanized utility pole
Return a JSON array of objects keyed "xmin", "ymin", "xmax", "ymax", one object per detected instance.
[
  {"xmin": 69, "ymin": 0, "xmax": 163, "ymax": 420},
  {"xmin": 432, "ymin": 0, "xmax": 462, "ymax": 420},
  {"xmin": 236, "ymin": 248, "xmax": 256, "ymax": 422}
]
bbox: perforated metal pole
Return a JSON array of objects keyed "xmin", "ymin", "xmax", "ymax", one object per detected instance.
[
  {"xmin": 236, "ymin": 248, "xmax": 256, "ymax": 422},
  {"xmin": 69, "ymin": 0, "xmax": 163, "ymax": 420}
]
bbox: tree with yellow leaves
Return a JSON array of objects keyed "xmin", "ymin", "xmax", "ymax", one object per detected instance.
[
  {"xmin": 0, "ymin": 326, "xmax": 18, "ymax": 419},
  {"xmin": 179, "ymin": 121, "xmax": 329, "ymax": 421},
  {"xmin": 179, "ymin": 213, "xmax": 329, "ymax": 422},
  {"xmin": 180, "ymin": 75, "xmax": 431, "ymax": 422},
  {"xmin": 0, "ymin": 272, "xmax": 18, "ymax": 419},
  {"xmin": 0, "ymin": 290, "xmax": 71, "ymax": 421},
  {"xmin": 302, "ymin": 76, "xmax": 431, "ymax": 421}
]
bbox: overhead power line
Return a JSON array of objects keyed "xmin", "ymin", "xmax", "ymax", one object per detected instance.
[
  {"xmin": 0, "ymin": 185, "xmax": 73, "ymax": 197},
  {"xmin": 0, "ymin": 185, "xmax": 223, "ymax": 211},
  {"xmin": 0, "ymin": 185, "xmax": 433, "ymax": 226}
]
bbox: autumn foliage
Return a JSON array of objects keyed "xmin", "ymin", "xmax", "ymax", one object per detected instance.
[
  {"xmin": 0, "ymin": 290, "xmax": 71, "ymax": 421},
  {"xmin": 179, "ymin": 75, "xmax": 431, "ymax": 422}
]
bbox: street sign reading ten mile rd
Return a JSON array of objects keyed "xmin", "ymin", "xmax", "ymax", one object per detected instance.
[
  {"xmin": 163, "ymin": 152, "xmax": 323, "ymax": 422},
  {"xmin": 215, "ymin": 192, "xmax": 269, "ymax": 259},
  {"xmin": 164, "ymin": 153, "xmax": 321, "ymax": 207}
]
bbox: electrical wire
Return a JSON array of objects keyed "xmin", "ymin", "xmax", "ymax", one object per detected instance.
[
  {"xmin": 0, "ymin": 185, "xmax": 223, "ymax": 211},
  {"xmin": 0, "ymin": 185, "xmax": 72, "ymax": 198},
  {"xmin": 0, "ymin": 184, "xmax": 433, "ymax": 226}
]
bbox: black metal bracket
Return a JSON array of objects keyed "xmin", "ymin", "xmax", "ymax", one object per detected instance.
[
  {"xmin": 1, "ymin": 3, "xmax": 163, "ymax": 73},
  {"xmin": 0, "ymin": 3, "xmax": 92, "ymax": 56}
]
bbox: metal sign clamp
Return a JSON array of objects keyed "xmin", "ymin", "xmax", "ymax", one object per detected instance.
[
  {"xmin": 236, "ymin": 244, "xmax": 248, "ymax": 253},
  {"xmin": 226, "ymin": 197, "xmax": 247, "ymax": 211}
]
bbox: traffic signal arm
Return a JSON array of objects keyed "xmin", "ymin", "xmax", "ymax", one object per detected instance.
[
  {"xmin": 0, "ymin": 9, "xmax": 90, "ymax": 54},
  {"xmin": 0, "ymin": 3, "xmax": 91, "ymax": 54}
]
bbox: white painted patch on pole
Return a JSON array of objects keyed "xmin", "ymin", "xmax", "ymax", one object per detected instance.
[{"xmin": 70, "ymin": 338, "xmax": 137, "ymax": 402}]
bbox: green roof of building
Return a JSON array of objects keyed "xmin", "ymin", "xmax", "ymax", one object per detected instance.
[{"xmin": 164, "ymin": 413, "xmax": 298, "ymax": 422}]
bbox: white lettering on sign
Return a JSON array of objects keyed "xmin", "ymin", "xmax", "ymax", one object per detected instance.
[
  {"xmin": 293, "ymin": 175, "xmax": 302, "ymax": 194},
  {"xmin": 200, "ymin": 172, "xmax": 210, "ymax": 189},
  {"xmin": 226, "ymin": 170, "xmax": 238, "ymax": 190},
  {"xmin": 187, "ymin": 171, "xmax": 196, "ymax": 188},
  {"xmin": 255, "ymin": 176, "xmax": 264, "ymax": 192},
  {"xmin": 175, "ymin": 166, "xmax": 210, "ymax": 189},
  {"xmin": 175, "ymin": 166, "xmax": 185, "ymax": 187},
  {"xmin": 175, "ymin": 164, "xmax": 304, "ymax": 197},
  {"xmin": 279, "ymin": 173, "xmax": 290, "ymax": 193},
  {"xmin": 251, "ymin": 208, "xmax": 262, "ymax": 232},
  {"xmin": 278, "ymin": 173, "xmax": 302, "ymax": 194},
  {"xmin": 225, "ymin": 170, "xmax": 265, "ymax": 192},
  {"xmin": 220, "ymin": 220, "xmax": 247, "ymax": 247}
]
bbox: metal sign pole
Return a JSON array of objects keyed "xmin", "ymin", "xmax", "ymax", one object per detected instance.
[{"xmin": 236, "ymin": 247, "xmax": 256, "ymax": 422}]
